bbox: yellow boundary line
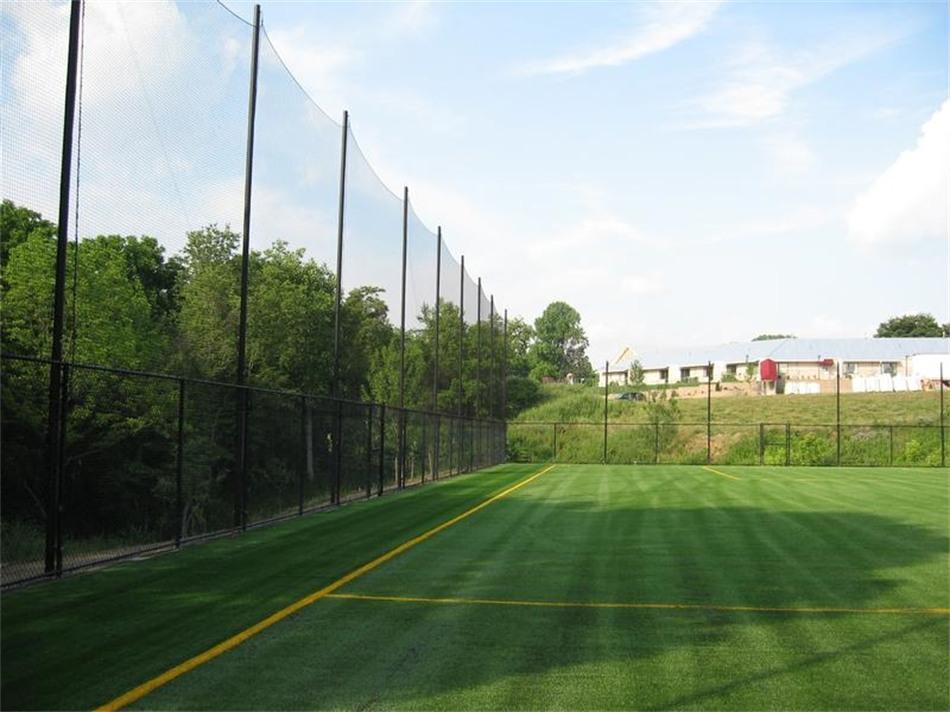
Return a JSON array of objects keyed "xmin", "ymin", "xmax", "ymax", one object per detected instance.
[
  {"xmin": 327, "ymin": 592, "xmax": 950, "ymax": 617},
  {"xmin": 97, "ymin": 464, "xmax": 556, "ymax": 711},
  {"xmin": 703, "ymin": 465, "xmax": 740, "ymax": 481}
]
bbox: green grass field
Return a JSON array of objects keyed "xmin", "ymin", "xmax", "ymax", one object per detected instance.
[{"xmin": 2, "ymin": 464, "xmax": 948, "ymax": 711}]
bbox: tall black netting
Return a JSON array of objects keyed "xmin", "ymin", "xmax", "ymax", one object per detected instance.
[
  {"xmin": 246, "ymin": 27, "xmax": 340, "ymax": 396},
  {"xmin": 1, "ymin": 2, "xmax": 66, "ymax": 235},
  {"xmin": 339, "ymin": 125, "xmax": 402, "ymax": 403},
  {"xmin": 0, "ymin": 1, "xmax": 509, "ymax": 588},
  {"xmin": 68, "ymin": 2, "xmax": 251, "ymax": 371}
]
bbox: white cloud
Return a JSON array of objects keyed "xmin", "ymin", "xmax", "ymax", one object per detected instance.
[
  {"xmin": 386, "ymin": 1, "xmax": 438, "ymax": 38},
  {"xmin": 689, "ymin": 26, "xmax": 906, "ymax": 128},
  {"xmin": 848, "ymin": 100, "xmax": 950, "ymax": 248},
  {"xmin": 620, "ymin": 272, "xmax": 664, "ymax": 296},
  {"xmin": 520, "ymin": 1, "xmax": 721, "ymax": 76},
  {"xmin": 760, "ymin": 133, "xmax": 818, "ymax": 176}
]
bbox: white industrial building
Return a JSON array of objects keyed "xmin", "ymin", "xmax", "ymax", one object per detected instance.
[{"xmin": 600, "ymin": 338, "xmax": 950, "ymax": 393}]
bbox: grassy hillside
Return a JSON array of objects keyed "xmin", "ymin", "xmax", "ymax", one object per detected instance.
[{"xmin": 515, "ymin": 383, "xmax": 946, "ymax": 426}]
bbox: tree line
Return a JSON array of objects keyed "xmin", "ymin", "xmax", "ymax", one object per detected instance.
[{"xmin": 1, "ymin": 199, "xmax": 595, "ymax": 417}]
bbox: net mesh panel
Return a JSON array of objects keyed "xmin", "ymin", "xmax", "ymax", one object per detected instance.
[
  {"xmin": 0, "ymin": 1, "xmax": 513, "ymax": 587},
  {"xmin": 1, "ymin": 2, "xmax": 66, "ymax": 232},
  {"xmin": 462, "ymin": 266, "xmax": 478, "ymax": 438},
  {"xmin": 710, "ymin": 424, "xmax": 760, "ymax": 466},
  {"xmin": 70, "ymin": 2, "xmax": 251, "ymax": 369},
  {"xmin": 181, "ymin": 380, "xmax": 238, "ymax": 539},
  {"xmin": 605, "ymin": 424, "xmax": 654, "ymax": 465},
  {"xmin": 252, "ymin": 26, "xmax": 339, "ymax": 268},
  {"xmin": 0, "ymin": 358, "xmax": 51, "ymax": 585},
  {"xmin": 244, "ymin": 388, "xmax": 306, "ymax": 525},
  {"xmin": 403, "ymin": 409, "xmax": 433, "ymax": 485},
  {"xmin": 245, "ymin": 26, "xmax": 341, "ymax": 396},
  {"xmin": 301, "ymin": 396, "xmax": 336, "ymax": 508},
  {"xmin": 762, "ymin": 424, "xmax": 790, "ymax": 466},
  {"xmin": 788, "ymin": 425, "xmax": 837, "ymax": 466},
  {"xmin": 405, "ymin": 200, "xmax": 438, "ymax": 335},
  {"xmin": 340, "ymin": 125, "xmax": 402, "ymax": 401},
  {"xmin": 337, "ymin": 400, "xmax": 376, "ymax": 500},
  {"xmin": 438, "ymin": 241, "xmax": 462, "ymax": 414},
  {"xmin": 58, "ymin": 366, "xmax": 180, "ymax": 572}
]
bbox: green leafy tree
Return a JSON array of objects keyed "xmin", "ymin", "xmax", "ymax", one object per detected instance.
[
  {"xmin": 1, "ymin": 211, "xmax": 178, "ymax": 535},
  {"xmin": 339, "ymin": 286, "xmax": 395, "ymax": 401},
  {"xmin": 875, "ymin": 313, "xmax": 945, "ymax": 338},
  {"xmin": 752, "ymin": 334, "xmax": 795, "ymax": 341},
  {"xmin": 505, "ymin": 317, "xmax": 535, "ymax": 378},
  {"xmin": 176, "ymin": 225, "xmax": 241, "ymax": 381},
  {"xmin": 505, "ymin": 376, "xmax": 541, "ymax": 417},
  {"xmin": 645, "ymin": 389, "xmax": 680, "ymax": 450},
  {"xmin": 629, "ymin": 359, "xmax": 645, "ymax": 388},
  {"xmin": 246, "ymin": 240, "xmax": 336, "ymax": 394},
  {"xmin": 531, "ymin": 301, "xmax": 593, "ymax": 382},
  {"xmin": 0, "ymin": 199, "xmax": 56, "ymax": 278},
  {"xmin": 2, "ymin": 228, "xmax": 166, "ymax": 368}
]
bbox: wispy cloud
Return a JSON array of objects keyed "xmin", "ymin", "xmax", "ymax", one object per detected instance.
[
  {"xmin": 520, "ymin": 1, "xmax": 722, "ymax": 77},
  {"xmin": 687, "ymin": 25, "xmax": 908, "ymax": 128},
  {"xmin": 386, "ymin": 1, "xmax": 438, "ymax": 38},
  {"xmin": 760, "ymin": 133, "xmax": 818, "ymax": 176}
]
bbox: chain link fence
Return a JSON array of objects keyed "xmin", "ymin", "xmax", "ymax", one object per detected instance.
[
  {"xmin": 1, "ymin": 355, "xmax": 505, "ymax": 588},
  {"xmin": 509, "ymin": 420, "xmax": 948, "ymax": 468}
]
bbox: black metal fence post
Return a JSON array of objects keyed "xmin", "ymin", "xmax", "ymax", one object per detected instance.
[
  {"xmin": 940, "ymin": 364, "xmax": 946, "ymax": 468},
  {"xmin": 889, "ymin": 425, "xmax": 894, "ymax": 466},
  {"xmin": 785, "ymin": 423, "xmax": 791, "ymax": 466},
  {"xmin": 366, "ymin": 404, "xmax": 374, "ymax": 498},
  {"xmin": 836, "ymin": 363, "xmax": 841, "ymax": 466},
  {"xmin": 234, "ymin": 3, "xmax": 261, "ymax": 532},
  {"xmin": 603, "ymin": 361, "xmax": 609, "ymax": 464},
  {"xmin": 489, "ymin": 295, "xmax": 495, "ymax": 461},
  {"xmin": 176, "ymin": 379, "xmax": 186, "ymax": 547},
  {"xmin": 54, "ymin": 363, "xmax": 70, "ymax": 576},
  {"xmin": 46, "ymin": 0, "xmax": 83, "ymax": 577},
  {"xmin": 298, "ymin": 395, "xmax": 307, "ymax": 515},
  {"xmin": 331, "ymin": 110, "xmax": 350, "ymax": 505},
  {"xmin": 378, "ymin": 404, "xmax": 386, "ymax": 497},
  {"xmin": 706, "ymin": 361, "xmax": 712, "ymax": 464},
  {"xmin": 458, "ymin": 256, "xmax": 465, "ymax": 474},
  {"xmin": 398, "ymin": 187, "xmax": 409, "ymax": 489}
]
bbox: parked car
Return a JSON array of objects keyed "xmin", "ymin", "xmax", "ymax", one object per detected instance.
[{"xmin": 616, "ymin": 391, "xmax": 646, "ymax": 401}]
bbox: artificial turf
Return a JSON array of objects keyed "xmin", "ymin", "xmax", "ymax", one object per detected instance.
[{"xmin": 2, "ymin": 464, "xmax": 947, "ymax": 710}]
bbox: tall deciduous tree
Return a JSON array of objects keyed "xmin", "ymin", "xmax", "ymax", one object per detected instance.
[
  {"xmin": 875, "ymin": 313, "xmax": 944, "ymax": 338},
  {"xmin": 505, "ymin": 317, "xmax": 535, "ymax": 378},
  {"xmin": 531, "ymin": 301, "xmax": 593, "ymax": 382}
]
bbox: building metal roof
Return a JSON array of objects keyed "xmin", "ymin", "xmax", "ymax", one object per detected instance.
[{"xmin": 628, "ymin": 338, "xmax": 949, "ymax": 370}]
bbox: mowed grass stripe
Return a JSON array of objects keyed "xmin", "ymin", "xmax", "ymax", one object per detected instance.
[
  {"xmin": 97, "ymin": 464, "xmax": 556, "ymax": 711},
  {"xmin": 326, "ymin": 592, "xmax": 949, "ymax": 616}
]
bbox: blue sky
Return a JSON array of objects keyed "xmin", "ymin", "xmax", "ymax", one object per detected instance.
[
  {"xmin": 4, "ymin": 1, "xmax": 948, "ymax": 368},
  {"xmin": 224, "ymin": 0, "xmax": 949, "ymax": 366}
]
